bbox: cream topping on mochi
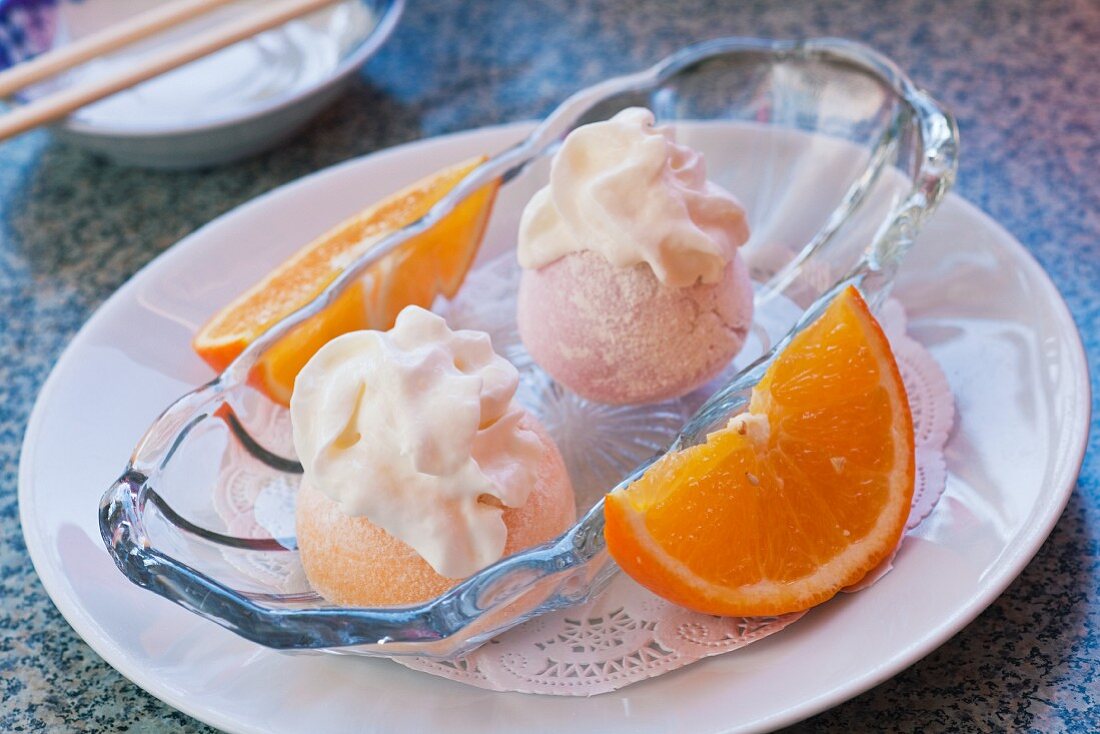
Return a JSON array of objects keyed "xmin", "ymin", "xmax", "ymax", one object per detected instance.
[
  {"xmin": 290, "ymin": 305, "xmax": 542, "ymax": 579},
  {"xmin": 517, "ymin": 107, "xmax": 750, "ymax": 288}
]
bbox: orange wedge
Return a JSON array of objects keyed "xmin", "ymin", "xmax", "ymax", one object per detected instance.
[
  {"xmin": 604, "ymin": 286, "xmax": 914, "ymax": 616},
  {"xmin": 192, "ymin": 156, "xmax": 499, "ymax": 405}
]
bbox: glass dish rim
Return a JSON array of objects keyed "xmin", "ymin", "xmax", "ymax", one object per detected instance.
[{"xmin": 99, "ymin": 36, "xmax": 960, "ymax": 657}]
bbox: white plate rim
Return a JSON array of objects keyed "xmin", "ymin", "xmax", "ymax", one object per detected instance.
[{"xmin": 18, "ymin": 121, "xmax": 1092, "ymax": 734}]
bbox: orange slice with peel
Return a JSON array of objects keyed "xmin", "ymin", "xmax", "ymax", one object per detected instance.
[
  {"xmin": 192, "ymin": 156, "xmax": 499, "ymax": 405},
  {"xmin": 604, "ymin": 286, "xmax": 914, "ymax": 616}
]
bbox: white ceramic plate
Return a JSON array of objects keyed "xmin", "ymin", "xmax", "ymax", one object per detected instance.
[{"xmin": 19, "ymin": 123, "xmax": 1090, "ymax": 734}]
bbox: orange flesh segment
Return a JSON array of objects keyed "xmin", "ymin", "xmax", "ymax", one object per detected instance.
[
  {"xmin": 191, "ymin": 156, "xmax": 499, "ymax": 405},
  {"xmin": 604, "ymin": 286, "xmax": 915, "ymax": 616}
]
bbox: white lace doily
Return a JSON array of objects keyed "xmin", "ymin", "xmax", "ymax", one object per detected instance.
[
  {"xmin": 398, "ymin": 573, "xmax": 805, "ymax": 695},
  {"xmin": 210, "ymin": 258, "xmax": 955, "ymax": 696},
  {"xmin": 880, "ymin": 299, "xmax": 955, "ymax": 531}
]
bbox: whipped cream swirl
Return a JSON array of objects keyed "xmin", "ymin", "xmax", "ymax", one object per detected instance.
[
  {"xmin": 517, "ymin": 107, "xmax": 750, "ymax": 288},
  {"xmin": 290, "ymin": 306, "xmax": 542, "ymax": 578}
]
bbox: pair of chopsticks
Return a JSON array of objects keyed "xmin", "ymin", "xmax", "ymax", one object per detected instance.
[{"xmin": 0, "ymin": 0, "xmax": 343, "ymax": 142}]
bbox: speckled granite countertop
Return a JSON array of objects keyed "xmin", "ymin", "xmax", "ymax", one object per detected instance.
[{"xmin": 1, "ymin": 0, "xmax": 1096, "ymax": 731}]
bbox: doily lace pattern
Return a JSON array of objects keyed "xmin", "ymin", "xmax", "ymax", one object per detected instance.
[
  {"xmin": 398, "ymin": 574, "xmax": 805, "ymax": 695},
  {"xmin": 878, "ymin": 299, "xmax": 955, "ymax": 530}
]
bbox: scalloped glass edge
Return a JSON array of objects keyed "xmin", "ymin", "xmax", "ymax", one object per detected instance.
[{"xmin": 99, "ymin": 37, "xmax": 959, "ymax": 659}]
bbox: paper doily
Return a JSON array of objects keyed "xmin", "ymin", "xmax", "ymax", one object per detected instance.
[
  {"xmin": 211, "ymin": 260, "xmax": 955, "ymax": 696},
  {"xmin": 879, "ymin": 299, "xmax": 955, "ymax": 531},
  {"xmin": 398, "ymin": 574, "xmax": 805, "ymax": 695}
]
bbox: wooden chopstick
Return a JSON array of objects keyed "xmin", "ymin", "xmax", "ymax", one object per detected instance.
[
  {"xmin": 0, "ymin": 0, "xmax": 241, "ymax": 99},
  {"xmin": 0, "ymin": 0, "xmax": 343, "ymax": 143}
]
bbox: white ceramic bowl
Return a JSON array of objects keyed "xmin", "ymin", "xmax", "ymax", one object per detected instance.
[{"xmin": 12, "ymin": 0, "xmax": 403, "ymax": 168}]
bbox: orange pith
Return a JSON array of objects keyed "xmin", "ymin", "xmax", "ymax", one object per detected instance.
[
  {"xmin": 191, "ymin": 157, "xmax": 498, "ymax": 405},
  {"xmin": 604, "ymin": 286, "xmax": 914, "ymax": 616}
]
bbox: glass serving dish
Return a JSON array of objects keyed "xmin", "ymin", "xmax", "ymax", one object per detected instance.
[{"xmin": 99, "ymin": 37, "xmax": 958, "ymax": 659}]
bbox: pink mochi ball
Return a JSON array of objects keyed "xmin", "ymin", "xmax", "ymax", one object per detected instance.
[{"xmin": 517, "ymin": 250, "xmax": 754, "ymax": 405}]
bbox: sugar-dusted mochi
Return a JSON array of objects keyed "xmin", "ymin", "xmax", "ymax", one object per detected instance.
[
  {"xmin": 296, "ymin": 412, "xmax": 575, "ymax": 607},
  {"xmin": 517, "ymin": 250, "xmax": 753, "ymax": 405}
]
